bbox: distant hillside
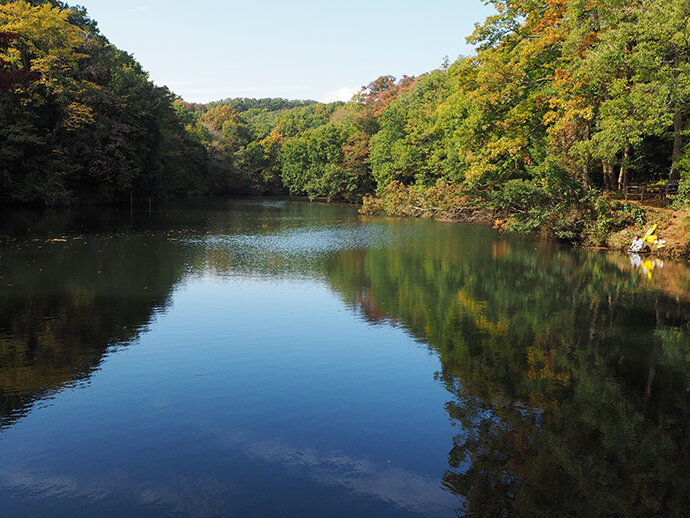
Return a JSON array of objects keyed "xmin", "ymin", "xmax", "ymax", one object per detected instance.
[{"xmin": 206, "ymin": 97, "xmax": 319, "ymax": 113}]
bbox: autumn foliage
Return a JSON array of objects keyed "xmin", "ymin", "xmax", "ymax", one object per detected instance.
[{"xmin": 4, "ymin": 0, "xmax": 690, "ymax": 235}]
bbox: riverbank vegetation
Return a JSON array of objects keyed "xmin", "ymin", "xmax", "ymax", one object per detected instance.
[{"xmin": 2, "ymin": 0, "xmax": 690, "ymax": 251}]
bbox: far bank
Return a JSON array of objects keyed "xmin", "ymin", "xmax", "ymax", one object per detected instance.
[{"xmin": 358, "ymin": 181, "xmax": 690, "ymax": 259}]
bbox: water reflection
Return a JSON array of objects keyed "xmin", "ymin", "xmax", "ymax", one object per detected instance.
[
  {"xmin": 0, "ymin": 231, "xmax": 187, "ymax": 429},
  {"xmin": 1, "ymin": 200, "xmax": 689, "ymax": 516},
  {"xmin": 0, "ymin": 200, "xmax": 360, "ymax": 429},
  {"xmin": 0, "ymin": 430, "xmax": 455, "ymax": 517},
  {"xmin": 327, "ymin": 225, "xmax": 690, "ymax": 516}
]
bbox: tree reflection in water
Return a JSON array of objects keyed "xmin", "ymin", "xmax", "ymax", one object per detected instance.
[
  {"xmin": 327, "ymin": 224, "xmax": 690, "ymax": 517},
  {"xmin": 0, "ymin": 200, "xmax": 361, "ymax": 429},
  {"xmin": 0, "ymin": 228, "xmax": 186, "ymax": 429},
  {"xmin": 1, "ymin": 204, "xmax": 690, "ymax": 516}
]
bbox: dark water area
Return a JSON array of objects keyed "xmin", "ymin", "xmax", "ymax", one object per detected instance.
[{"xmin": 1, "ymin": 199, "xmax": 689, "ymax": 517}]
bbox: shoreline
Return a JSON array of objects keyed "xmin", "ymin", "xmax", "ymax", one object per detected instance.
[
  {"xmin": 359, "ymin": 198, "xmax": 690, "ymax": 260},
  {"xmin": 3, "ymin": 194, "xmax": 689, "ymax": 259}
]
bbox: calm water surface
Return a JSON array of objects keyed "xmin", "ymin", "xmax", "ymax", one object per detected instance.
[{"xmin": 1, "ymin": 199, "xmax": 690, "ymax": 517}]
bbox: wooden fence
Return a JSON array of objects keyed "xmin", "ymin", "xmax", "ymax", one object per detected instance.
[{"xmin": 624, "ymin": 181, "xmax": 681, "ymax": 202}]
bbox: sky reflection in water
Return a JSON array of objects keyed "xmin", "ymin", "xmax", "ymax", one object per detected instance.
[{"xmin": 1, "ymin": 199, "xmax": 690, "ymax": 517}]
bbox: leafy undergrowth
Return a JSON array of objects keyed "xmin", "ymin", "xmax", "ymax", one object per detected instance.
[{"xmin": 360, "ymin": 180, "xmax": 498, "ymax": 223}]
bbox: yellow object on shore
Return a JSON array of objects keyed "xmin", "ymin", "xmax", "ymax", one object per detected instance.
[{"xmin": 643, "ymin": 224, "xmax": 658, "ymax": 244}]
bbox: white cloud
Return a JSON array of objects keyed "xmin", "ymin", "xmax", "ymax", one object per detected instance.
[
  {"xmin": 318, "ymin": 86, "xmax": 359, "ymax": 103},
  {"xmin": 0, "ymin": 429, "xmax": 457, "ymax": 516}
]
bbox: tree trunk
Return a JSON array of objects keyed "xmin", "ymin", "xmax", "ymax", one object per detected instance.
[
  {"xmin": 670, "ymin": 109, "xmax": 683, "ymax": 182},
  {"xmin": 618, "ymin": 146, "xmax": 630, "ymax": 191},
  {"xmin": 603, "ymin": 162, "xmax": 616, "ymax": 191},
  {"xmin": 581, "ymin": 123, "xmax": 591, "ymax": 187},
  {"xmin": 603, "ymin": 163, "xmax": 612, "ymax": 190}
]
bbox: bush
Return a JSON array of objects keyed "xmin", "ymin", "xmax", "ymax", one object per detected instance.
[
  {"xmin": 360, "ymin": 180, "xmax": 466, "ymax": 217},
  {"xmin": 585, "ymin": 197, "xmax": 647, "ymax": 245},
  {"xmin": 672, "ymin": 171, "xmax": 690, "ymax": 208},
  {"xmin": 487, "ymin": 179, "xmax": 547, "ymax": 213}
]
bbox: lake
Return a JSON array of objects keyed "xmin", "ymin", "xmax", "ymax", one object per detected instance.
[{"xmin": 1, "ymin": 199, "xmax": 689, "ymax": 517}]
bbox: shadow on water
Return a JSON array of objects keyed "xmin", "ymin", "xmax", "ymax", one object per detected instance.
[{"xmin": 326, "ymin": 222, "xmax": 690, "ymax": 517}]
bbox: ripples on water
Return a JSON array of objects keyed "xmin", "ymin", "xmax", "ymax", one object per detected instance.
[{"xmin": 1, "ymin": 199, "xmax": 690, "ymax": 517}]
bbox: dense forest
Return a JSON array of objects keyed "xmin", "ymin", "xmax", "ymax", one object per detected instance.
[{"xmin": 2, "ymin": 0, "xmax": 690, "ymax": 245}]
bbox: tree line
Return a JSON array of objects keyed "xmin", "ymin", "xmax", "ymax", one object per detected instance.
[
  {"xmin": 188, "ymin": 0, "xmax": 690, "ymax": 206},
  {"xmin": 2, "ymin": 0, "xmax": 690, "ymax": 241}
]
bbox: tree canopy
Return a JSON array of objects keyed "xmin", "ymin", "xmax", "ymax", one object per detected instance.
[{"xmin": 2, "ymin": 0, "xmax": 690, "ymax": 241}]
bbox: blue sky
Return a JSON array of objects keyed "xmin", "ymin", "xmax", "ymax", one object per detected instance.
[{"xmin": 76, "ymin": 0, "xmax": 495, "ymax": 103}]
